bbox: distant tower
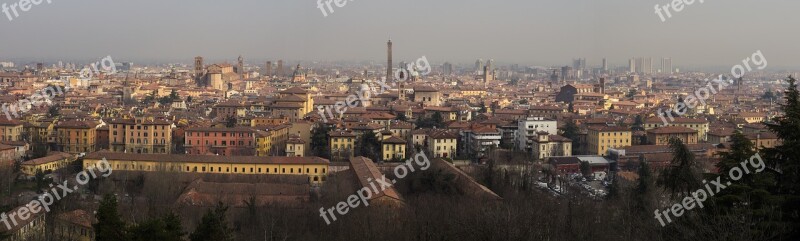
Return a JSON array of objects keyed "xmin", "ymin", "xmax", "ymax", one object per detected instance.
[
  {"xmin": 550, "ymin": 70, "xmax": 558, "ymax": 88},
  {"xmin": 599, "ymin": 78, "xmax": 605, "ymax": 94},
  {"xmin": 602, "ymin": 58, "xmax": 608, "ymax": 72},
  {"xmin": 386, "ymin": 39, "xmax": 393, "ymax": 81},
  {"xmin": 483, "ymin": 65, "xmax": 493, "ymax": 84},
  {"xmin": 237, "ymin": 55, "xmax": 244, "ymax": 78},
  {"xmin": 194, "ymin": 56, "xmax": 204, "ymax": 77},
  {"xmin": 266, "ymin": 61, "xmax": 272, "ymax": 77},
  {"xmin": 475, "ymin": 59, "xmax": 484, "ymax": 74},
  {"xmin": 194, "ymin": 56, "xmax": 205, "ymax": 86},
  {"xmin": 277, "ymin": 60, "xmax": 284, "ymax": 78}
]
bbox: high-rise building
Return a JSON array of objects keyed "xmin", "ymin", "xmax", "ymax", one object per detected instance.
[
  {"xmin": 386, "ymin": 39, "xmax": 393, "ymax": 81},
  {"xmin": 642, "ymin": 58, "xmax": 653, "ymax": 74},
  {"xmin": 602, "ymin": 58, "xmax": 608, "ymax": 72},
  {"xmin": 475, "ymin": 59, "xmax": 484, "ymax": 74},
  {"xmin": 266, "ymin": 61, "xmax": 272, "ymax": 77},
  {"xmin": 661, "ymin": 58, "xmax": 673, "ymax": 74},
  {"xmin": 442, "ymin": 62, "xmax": 453, "ymax": 76},
  {"xmin": 561, "ymin": 66, "xmax": 572, "ymax": 81},
  {"xmin": 628, "ymin": 58, "xmax": 636, "ymax": 73},
  {"xmin": 573, "ymin": 58, "xmax": 586, "ymax": 70},
  {"xmin": 277, "ymin": 60, "xmax": 284, "ymax": 77}
]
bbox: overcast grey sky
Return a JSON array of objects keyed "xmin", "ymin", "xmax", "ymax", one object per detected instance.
[{"xmin": 0, "ymin": 0, "xmax": 798, "ymax": 68}]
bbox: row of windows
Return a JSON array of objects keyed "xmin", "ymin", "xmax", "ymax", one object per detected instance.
[
  {"xmin": 600, "ymin": 132, "xmax": 629, "ymax": 137},
  {"xmin": 59, "ymin": 130, "xmax": 90, "ymax": 137},
  {"xmin": 385, "ymin": 145, "xmax": 403, "ymax": 151},
  {"xmin": 187, "ymin": 132, "xmax": 254, "ymax": 137},
  {"xmin": 112, "ymin": 124, "xmax": 168, "ymax": 130},
  {"xmin": 110, "ymin": 163, "xmax": 326, "ymax": 174},
  {"xmin": 332, "ymin": 138, "xmax": 353, "ymax": 143},
  {"xmin": 129, "ymin": 139, "xmax": 167, "ymax": 144},
  {"xmin": 601, "ymin": 139, "xmax": 630, "ymax": 144},
  {"xmin": 436, "ymin": 146, "xmax": 455, "ymax": 151},
  {"xmin": 191, "ymin": 140, "xmax": 253, "ymax": 146}
]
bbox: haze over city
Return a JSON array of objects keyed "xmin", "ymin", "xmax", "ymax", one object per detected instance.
[
  {"xmin": 0, "ymin": 1, "xmax": 798, "ymax": 241},
  {"xmin": 1, "ymin": 0, "xmax": 799, "ymax": 69}
]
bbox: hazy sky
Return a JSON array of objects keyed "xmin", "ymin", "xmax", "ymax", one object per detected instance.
[{"xmin": 0, "ymin": 0, "xmax": 798, "ymax": 68}]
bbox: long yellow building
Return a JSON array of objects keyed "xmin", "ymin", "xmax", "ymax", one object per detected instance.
[{"xmin": 83, "ymin": 151, "xmax": 330, "ymax": 184}]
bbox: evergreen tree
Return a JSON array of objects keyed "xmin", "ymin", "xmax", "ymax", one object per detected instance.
[
  {"xmin": 129, "ymin": 213, "xmax": 185, "ymax": 241},
  {"xmin": 430, "ymin": 112, "xmax": 445, "ymax": 128},
  {"xmin": 634, "ymin": 157, "xmax": 654, "ymax": 212},
  {"xmin": 606, "ymin": 173, "xmax": 622, "ymax": 200},
  {"xmin": 162, "ymin": 212, "xmax": 186, "ymax": 241},
  {"xmin": 47, "ymin": 105, "xmax": 60, "ymax": 118},
  {"xmin": 190, "ymin": 202, "xmax": 234, "ymax": 241},
  {"xmin": 580, "ymin": 161, "xmax": 591, "ymax": 177},
  {"xmin": 310, "ymin": 124, "xmax": 331, "ymax": 159},
  {"xmin": 94, "ymin": 194, "xmax": 129, "ymax": 241},
  {"xmin": 395, "ymin": 112, "xmax": 407, "ymax": 121},
  {"xmin": 224, "ymin": 115, "xmax": 237, "ymax": 128},
  {"xmin": 762, "ymin": 75, "xmax": 800, "ymax": 237},
  {"xmin": 657, "ymin": 138, "xmax": 702, "ymax": 198},
  {"xmin": 560, "ymin": 120, "xmax": 580, "ymax": 152},
  {"xmin": 358, "ymin": 131, "xmax": 381, "ymax": 161}
]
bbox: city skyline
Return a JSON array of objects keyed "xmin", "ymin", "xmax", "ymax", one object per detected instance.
[{"xmin": 0, "ymin": 0, "xmax": 798, "ymax": 68}]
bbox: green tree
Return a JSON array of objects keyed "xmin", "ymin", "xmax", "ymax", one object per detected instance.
[
  {"xmin": 712, "ymin": 131, "xmax": 777, "ymax": 212},
  {"xmin": 430, "ymin": 112, "xmax": 445, "ymax": 128},
  {"xmin": 395, "ymin": 112, "xmax": 407, "ymax": 121},
  {"xmin": 190, "ymin": 202, "xmax": 234, "ymax": 241},
  {"xmin": 47, "ymin": 105, "xmax": 60, "ymax": 118},
  {"xmin": 631, "ymin": 115, "xmax": 645, "ymax": 132},
  {"xmin": 762, "ymin": 75, "xmax": 800, "ymax": 237},
  {"xmin": 606, "ymin": 173, "xmax": 622, "ymax": 200},
  {"xmin": 358, "ymin": 131, "xmax": 380, "ymax": 161},
  {"xmin": 579, "ymin": 161, "xmax": 591, "ymax": 177},
  {"xmin": 144, "ymin": 90, "xmax": 157, "ymax": 105},
  {"xmin": 634, "ymin": 157, "xmax": 654, "ymax": 212},
  {"xmin": 762, "ymin": 89, "xmax": 775, "ymax": 100},
  {"xmin": 560, "ymin": 120, "xmax": 580, "ymax": 152},
  {"xmin": 310, "ymin": 124, "xmax": 331, "ymax": 159},
  {"xmin": 224, "ymin": 115, "xmax": 237, "ymax": 128},
  {"xmin": 129, "ymin": 213, "xmax": 185, "ymax": 241},
  {"xmin": 95, "ymin": 194, "xmax": 129, "ymax": 241},
  {"xmin": 657, "ymin": 138, "xmax": 702, "ymax": 198}
]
